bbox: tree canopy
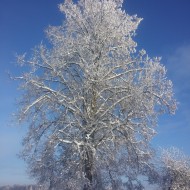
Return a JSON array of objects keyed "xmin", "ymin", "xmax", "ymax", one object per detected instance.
[{"xmin": 16, "ymin": 0, "xmax": 176, "ymax": 189}]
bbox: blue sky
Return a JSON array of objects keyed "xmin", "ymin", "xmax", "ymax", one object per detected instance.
[{"xmin": 0, "ymin": 0, "xmax": 190, "ymax": 186}]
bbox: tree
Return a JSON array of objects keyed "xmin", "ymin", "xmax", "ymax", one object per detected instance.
[
  {"xmin": 159, "ymin": 147, "xmax": 190, "ymax": 190},
  {"xmin": 16, "ymin": 0, "xmax": 176, "ymax": 189}
]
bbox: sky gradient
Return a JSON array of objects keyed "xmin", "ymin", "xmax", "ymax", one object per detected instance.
[{"xmin": 0, "ymin": 0, "xmax": 190, "ymax": 186}]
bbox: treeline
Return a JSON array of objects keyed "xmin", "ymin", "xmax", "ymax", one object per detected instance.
[{"xmin": 0, "ymin": 185, "xmax": 42, "ymax": 190}]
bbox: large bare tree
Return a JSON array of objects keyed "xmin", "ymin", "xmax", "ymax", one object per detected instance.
[{"xmin": 16, "ymin": 0, "xmax": 176, "ymax": 189}]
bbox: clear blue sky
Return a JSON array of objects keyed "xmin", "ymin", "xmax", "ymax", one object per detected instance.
[{"xmin": 0, "ymin": 0, "xmax": 190, "ymax": 186}]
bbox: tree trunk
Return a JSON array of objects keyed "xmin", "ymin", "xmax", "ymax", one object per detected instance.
[
  {"xmin": 83, "ymin": 148, "xmax": 93, "ymax": 190},
  {"xmin": 49, "ymin": 180, "xmax": 54, "ymax": 190}
]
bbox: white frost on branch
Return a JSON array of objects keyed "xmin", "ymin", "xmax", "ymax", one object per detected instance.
[{"xmin": 158, "ymin": 147, "xmax": 190, "ymax": 190}]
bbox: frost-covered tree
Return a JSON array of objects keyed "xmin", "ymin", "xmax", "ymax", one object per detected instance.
[
  {"xmin": 16, "ymin": 0, "xmax": 176, "ymax": 189},
  {"xmin": 159, "ymin": 147, "xmax": 190, "ymax": 190}
]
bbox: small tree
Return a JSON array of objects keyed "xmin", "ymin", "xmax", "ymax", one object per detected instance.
[
  {"xmin": 159, "ymin": 147, "xmax": 190, "ymax": 190},
  {"xmin": 16, "ymin": 0, "xmax": 176, "ymax": 189}
]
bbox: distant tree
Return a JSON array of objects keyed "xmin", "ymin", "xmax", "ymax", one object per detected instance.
[
  {"xmin": 16, "ymin": 0, "xmax": 176, "ymax": 189},
  {"xmin": 159, "ymin": 147, "xmax": 190, "ymax": 190}
]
